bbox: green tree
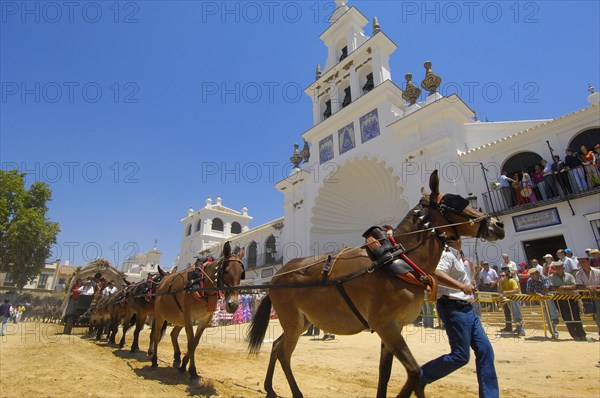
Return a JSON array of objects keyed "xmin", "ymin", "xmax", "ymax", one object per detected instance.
[{"xmin": 0, "ymin": 170, "xmax": 60, "ymax": 290}]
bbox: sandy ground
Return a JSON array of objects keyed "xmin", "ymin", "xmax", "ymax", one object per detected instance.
[{"xmin": 0, "ymin": 320, "xmax": 599, "ymax": 398}]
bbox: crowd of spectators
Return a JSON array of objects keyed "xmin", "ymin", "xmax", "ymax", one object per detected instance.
[
  {"xmin": 474, "ymin": 248, "xmax": 600, "ymax": 341},
  {"xmin": 497, "ymin": 144, "xmax": 600, "ymax": 208}
]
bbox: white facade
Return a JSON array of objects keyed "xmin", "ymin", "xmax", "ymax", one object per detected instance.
[
  {"xmin": 178, "ymin": 2, "xmax": 600, "ymax": 283},
  {"xmin": 176, "ymin": 195, "xmax": 282, "ymax": 284},
  {"xmin": 177, "ymin": 196, "xmax": 252, "ymax": 270}
]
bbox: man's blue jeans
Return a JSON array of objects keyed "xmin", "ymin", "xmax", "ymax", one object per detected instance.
[{"xmin": 421, "ymin": 298, "xmax": 499, "ymax": 398}]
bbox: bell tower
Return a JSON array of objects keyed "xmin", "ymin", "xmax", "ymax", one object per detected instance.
[{"xmin": 308, "ymin": 1, "xmax": 397, "ymax": 126}]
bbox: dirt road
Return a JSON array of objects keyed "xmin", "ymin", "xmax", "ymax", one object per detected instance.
[{"xmin": 0, "ymin": 321, "xmax": 598, "ymax": 397}]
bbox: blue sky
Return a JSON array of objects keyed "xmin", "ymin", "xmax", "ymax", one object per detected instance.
[{"xmin": 1, "ymin": 1, "xmax": 599, "ymax": 268}]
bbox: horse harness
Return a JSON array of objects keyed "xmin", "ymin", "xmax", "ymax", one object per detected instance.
[
  {"xmin": 328, "ymin": 193, "xmax": 487, "ymax": 332},
  {"xmin": 168, "ymin": 256, "xmax": 245, "ymax": 313}
]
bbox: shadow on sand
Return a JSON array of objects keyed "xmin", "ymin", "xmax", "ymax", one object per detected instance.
[
  {"xmin": 111, "ymin": 346, "xmax": 153, "ymax": 363},
  {"xmin": 133, "ymin": 364, "xmax": 218, "ymax": 396}
]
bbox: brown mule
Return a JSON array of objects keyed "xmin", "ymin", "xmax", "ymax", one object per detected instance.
[
  {"xmin": 247, "ymin": 170, "xmax": 505, "ymax": 398},
  {"xmin": 89, "ymin": 294, "xmax": 112, "ymax": 340},
  {"xmin": 126, "ymin": 266, "xmax": 168, "ymax": 354},
  {"xmin": 110, "ymin": 284, "xmax": 137, "ymax": 348},
  {"xmin": 151, "ymin": 241, "xmax": 245, "ymax": 381}
]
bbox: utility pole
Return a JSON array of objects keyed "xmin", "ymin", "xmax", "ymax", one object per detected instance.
[
  {"xmin": 480, "ymin": 163, "xmax": 496, "ymax": 214},
  {"xmin": 546, "ymin": 141, "xmax": 575, "ymax": 215}
]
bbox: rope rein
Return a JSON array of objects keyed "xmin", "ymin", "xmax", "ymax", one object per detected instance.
[{"xmin": 126, "ymin": 206, "xmax": 490, "ymax": 299}]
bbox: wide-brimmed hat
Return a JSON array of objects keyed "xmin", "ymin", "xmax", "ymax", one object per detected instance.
[
  {"xmin": 528, "ymin": 267, "xmax": 540, "ymax": 274},
  {"xmin": 543, "ymin": 254, "xmax": 553, "ymax": 259},
  {"xmin": 552, "ymin": 261, "xmax": 564, "ymax": 267}
]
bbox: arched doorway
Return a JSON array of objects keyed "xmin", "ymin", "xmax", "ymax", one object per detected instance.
[
  {"xmin": 265, "ymin": 235, "xmax": 277, "ymax": 265},
  {"xmin": 502, "ymin": 151, "xmax": 543, "ymax": 177},
  {"xmin": 247, "ymin": 241, "xmax": 257, "ymax": 268},
  {"xmin": 569, "ymin": 127, "xmax": 600, "ymax": 152}
]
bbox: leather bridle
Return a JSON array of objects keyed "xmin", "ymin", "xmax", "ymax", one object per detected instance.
[
  {"xmin": 417, "ymin": 194, "xmax": 491, "ymax": 245},
  {"xmin": 215, "ymin": 256, "xmax": 245, "ymax": 289}
]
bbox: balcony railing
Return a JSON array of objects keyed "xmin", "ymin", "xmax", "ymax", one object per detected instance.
[{"xmin": 482, "ymin": 166, "xmax": 600, "ymax": 215}]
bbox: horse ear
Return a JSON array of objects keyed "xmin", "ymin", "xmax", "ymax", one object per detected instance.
[
  {"xmin": 223, "ymin": 241, "xmax": 232, "ymax": 257},
  {"xmin": 429, "ymin": 170, "xmax": 440, "ymax": 196},
  {"xmin": 236, "ymin": 247, "xmax": 245, "ymax": 260},
  {"xmin": 158, "ymin": 265, "xmax": 166, "ymax": 277},
  {"xmin": 421, "ymin": 186, "xmax": 430, "ymax": 198}
]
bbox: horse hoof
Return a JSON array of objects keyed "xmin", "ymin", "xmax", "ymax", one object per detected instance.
[
  {"xmin": 173, "ymin": 360, "xmax": 181, "ymax": 369},
  {"xmin": 151, "ymin": 363, "xmax": 158, "ymax": 368},
  {"xmin": 189, "ymin": 374, "xmax": 200, "ymax": 383},
  {"xmin": 129, "ymin": 348, "xmax": 137, "ymax": 354}
]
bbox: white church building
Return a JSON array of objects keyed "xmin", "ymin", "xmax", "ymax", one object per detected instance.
[{"xmin": 177, "ymin": 1, "xmax": 600, "ymax": 284}]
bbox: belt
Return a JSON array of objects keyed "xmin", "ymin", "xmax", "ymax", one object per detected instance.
[{"xmin": 439, "ymin": 296, "xmax": 471, "ymax": 306}]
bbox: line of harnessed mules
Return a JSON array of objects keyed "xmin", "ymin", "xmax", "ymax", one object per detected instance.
[{"xmin": 90, "ymin": 196, "xmax": 483, "ymax": 331}]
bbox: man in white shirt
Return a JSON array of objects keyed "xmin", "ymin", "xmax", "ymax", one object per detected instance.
[
  {"xmin": 541, "ymin": 159, "xmax": 558, "ymax": 198},
  {"xmin": 530, "ymin": 259, "xmax": 544, "ymax": 276},
  {"xmin": 479, "ymin": 261, "xmax": 498, "ymax": 292},
  {"xmin": 102, "ymin": 280, "xmax": 118, "ymax": 296},
  {"xmin": 501, "ymin": 253, "xmax": 517, "ymax": 274},
  {"xmin": 575, "ymin": 256, "xmax": 600, "ymax": 336},
  {"xmin": 497, "ymin": 170, "xmax": 516, "ymax": 208},
  {"xmin": 557, "ymin": 249, "xmax": 578, "ymax": 276},
  {"xmin": 420, "ymin": 240, "xmax": 499, "ymax": 397},
  {"xmin": 78, "ymin": 279, "xmax": 95, "ymax": 295}
]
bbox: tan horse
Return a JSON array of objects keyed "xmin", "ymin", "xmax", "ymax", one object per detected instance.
[
  {"xmin": 125, "ymin": 267, "xmax": 167, "ymax": 354},
  {"xmin": 110, "ymin": 284, "xmax": 137, "ymax": 348},
  {"xmin": 247, "ymin": 171, "xmax": 505, "ymax": 398},
  {"xmin": 151, "ymin": 241, "xmax": 245, "ymax": 381},
  {"xmin": 89, "ymin": 294, "xmax": 112, "ymax": 340}
]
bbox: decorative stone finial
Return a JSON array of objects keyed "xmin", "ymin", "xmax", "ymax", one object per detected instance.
[
  {"xmin": 588, "ymin": 84, "xmax": 600, "ymax": 105},
  {"xmin": 242, "ymin": 206, "xmax": 248, "ymax": 216},
  {"xmin": 301, "ymin": 139, "xmax": 310, "ymax": 163},
  {"xmin": 153, "ymin": 239, "xmax": 158, "ymax": 250},
  {"xmin": 216, "ymin": 196, "xmax": 222, "ymax": 205},
  {"xmin": 373, "ymin": 17, "xmax": 380, "ymax": 35},
  {"xmin": 420, "ymin": 61, "xmax": 442, "ymax": 95},
  {"xmin": 334, "ymin": 0, "xmax": 348, "ymax": 9},
  {"xmin": 316, "ymin": 64, "xmax": 322, "ymax": 80},
  {"xmin": 205, "ymin": 196, "xmax": 212, "ymax": 207},
  {"xmin": 402, "ymin": 73, "xmax": 422, "ymax": 105},
  {"xmin": 188, "ymin": 207, "xmax": 194, "ymax": 216},
  {"xmin": 290, "ymin": 143, "xmax": 302, "ymax": 169},
  {"xmin": 329, "ymin": 0, "xmax": 349, "ymax": 23}
]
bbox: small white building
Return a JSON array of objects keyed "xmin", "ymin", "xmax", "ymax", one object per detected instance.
[{"xmin": 121, "ymin": 242, "xmax": 163, "ymax": 282}]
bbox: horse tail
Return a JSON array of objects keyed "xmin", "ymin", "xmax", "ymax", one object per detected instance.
[{"xmin": 247, "ymin": 295, "xmax": 272, "ymax": 355}]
